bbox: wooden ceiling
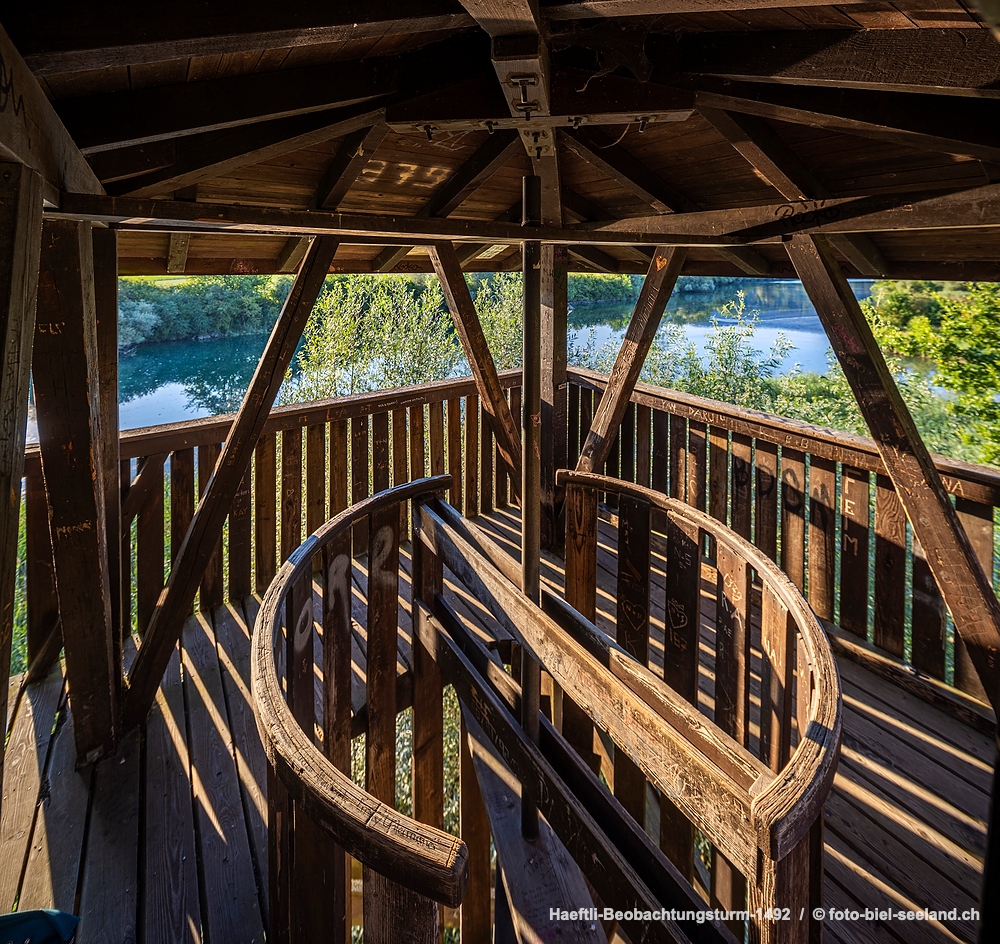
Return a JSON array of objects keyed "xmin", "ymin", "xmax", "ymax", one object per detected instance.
[{"xmin": 6, "ymin": 0, "xmax": 1000, "ymax": 278}]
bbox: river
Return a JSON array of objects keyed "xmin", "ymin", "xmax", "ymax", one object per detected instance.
[{"xmin": 26, "ymin": 278, "xmax": 873, "ymax": 439}]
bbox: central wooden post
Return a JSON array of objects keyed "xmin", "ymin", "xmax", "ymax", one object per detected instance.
[
  {"xmin": 521, "ymin": 175, "xmax": 542, "ymax": 840},
  {"xmin": 540, "ymin": 245, "xmax": 568, "ymax": 551}
]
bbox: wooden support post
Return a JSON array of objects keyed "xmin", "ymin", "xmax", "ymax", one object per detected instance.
[
  {"xmin": 429, "ymin": 241, "xmax": 522, "ymax": 494},
  {"xmin": 93, "ymin": 228, "xmax": 122, "ymax": 697},
  {"xmin": 521, "ymin": 175, "xmax": 543, "ymax": 840},
  {"xmin": 33, "ymin": 219, "xmax": 118, "ymax": 764},
  {"xmin": 124, "ymin": 237, "xmax": 338, "ymax": 728},
  {"xmin": 0, "ymin": 163, "xmax": 44, "ymax": 778},
  {"xmin": 541, "ymin": 245, "xmax": 568, "ymax": 551},
  {"xmin": 788, "ymin": 234, "xmax": 1000, "ymax": 710},
  {"xmin": 576, "ymin": 247, "xmax": 687, "ymax": 474}
]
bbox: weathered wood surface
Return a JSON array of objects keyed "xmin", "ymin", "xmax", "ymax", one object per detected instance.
[
  {"xmin": 0, "ymin": 163, "xmax": 43, "ymax": 765},
  {"xmin": 33, "ymin": 218, "xmax": 118, "ymax": 764},
  {"xmin": 125, "ymin": 236, "xmax": 339, "ymax": 729}
]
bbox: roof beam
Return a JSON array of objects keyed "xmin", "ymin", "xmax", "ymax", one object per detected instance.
[
  {"xmin": 667, "ymin": 29, "xmax": 1000, "ymax": 100},
  {"xmin": 58, "ymin": 37, "xmax": 477, "ymax": 153},
  {"xmin": 5, "ymin": 1, "xmax": 475, "ymax": 75},
  {"xmin": 561, "ymin": 128, "xmax": 770, "ymax": 275},
  {"xmin": 699, "ymin": 108, "xmax": 890, "ymax": 277},
  {"xmin": 0, "ymin": 23, "xmax": 102, "ymax": 201},
  {"xmin": 312, "ymin": 125, "xmax": 390, "ymax": 211},
  {"xmin": 543, "ymin": 0, "xmax": 875, "ymax": 18},
  {"xmin": 55, "ymin": 182, "xmax": 1000, "ymax": 244},
  {"xmin": 693, "ymin": 80, "xmax": 1000, "ymax": 165}
]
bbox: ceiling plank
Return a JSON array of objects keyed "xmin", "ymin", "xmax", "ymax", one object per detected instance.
[
  {"xmin": 561, "ymin": 128, "xmax": 770, "ymax": 274},
  {"xmin": 667, "ymin": 29, "xmax": 1000, "ymax": 100},
  {"xmin": 698, "ymin": 107, "xmax": 890, "ymax": 277},
  {"xmin": 6, "ymin": 1, "xmax": 475, "ymax": 75},
  {"xmin": 693, "ymin": 80, "xmax": 1000, "ymax": 165},
  {"xmin": 543, "ymin": 0, "xmax": 875, "ymax": 18},
  {"xmin": 0, "ymin": 23, "xmax": 102, "ymax": 201},
  {"xmin": 58, "ymin": 36, "xmax": 479, "ymax": 153}
]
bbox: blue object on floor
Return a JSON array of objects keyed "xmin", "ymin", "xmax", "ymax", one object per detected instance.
[{"xmin": 0, "ymin": 910, "xmax": 79, "ymax": 943}]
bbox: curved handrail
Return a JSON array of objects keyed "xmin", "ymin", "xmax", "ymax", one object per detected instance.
[
  {"xmin": 251, "ymin": 475, "xmax": 469, "ymax": 907},
  {"xmin": 556, "ymin": 470, "xmax": 842, "ymax": 860}
]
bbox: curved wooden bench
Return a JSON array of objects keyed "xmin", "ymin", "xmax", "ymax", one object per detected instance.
[{"xmin": 252, "ymin": 476, "xmax": 468, "ymax": 943}]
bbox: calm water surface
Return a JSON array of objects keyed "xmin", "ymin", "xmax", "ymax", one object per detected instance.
[{"xmin": 26, "ymin": 279, "xmax": 873, "ymax": 439}]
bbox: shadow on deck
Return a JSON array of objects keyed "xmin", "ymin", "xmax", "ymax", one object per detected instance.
[{"xmin": 0, "ymin": 508, "xmax": 991, "ymax": 944}]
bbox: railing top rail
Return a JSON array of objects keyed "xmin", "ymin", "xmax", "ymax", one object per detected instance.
[
  {"xmin": 25, "ymin": 370, "xmax": 522, "ymax": 462},
  {"xmin": 557, "ymin": 470, "xmax": 842, "ymax": 858},
  {"xmin": 568, "ymin": 366, "xmax": 1000, "ymax": 505},
  {"xmin": 250, "ymin": 475, "xmax": 469, "ymax": 907}
]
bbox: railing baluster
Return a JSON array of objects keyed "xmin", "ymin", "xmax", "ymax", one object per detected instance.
[
  {"xmin": 780, "ymin": 448, "xmax": 806, "ymax": 593},
  {"xmin": 567, "ymin": 382, "xmax": 580, "ymax": 468},
  {"xmin": 479, "ymin": 396, "xmax": 493, "ymax": 516},
  {"xmin": 708, "ymin": 426, "xmax": 728, "ymax": 526},
  {"xmin": 255, "ymin": 432, "xmax": 277, "ymax": 594},
  {"xmin": 197, "ymin": 442, "xmax": 224, "ymax": 610},
  {"xmin": 306, "ymin": 423, "xmax": 326, "ymax": 538},
  {"xmin": 669, "ymin": 414, "xmax": 686, "ymax": 502},
  {"xmin": 755, "ymin": 440, "xmax": 779, "ymax": 563},
  {"xmin": 955, "ymin": 498, "xmax": 993, "ymax": 700},
  {"xmin": 280, "ymin": 430, "xmax": 302, "ymax": 566},
  {"xmin": 808, "ymin": 456, "xmax": 836, "ymax": 622},
  {"xmin": 428, "ymin": 400, "xmax": 445, "ymax": 481},
  {"xmin": 351, "ymin": 416, "xmax": 369, "ymax": 556},
  {"xmin": 760, "ymin": 586, "xmax": 794, "ymax": 772},
  {"xmin": 408, "ymin": 403, "xmax": 426, "ymax": 483},
  {"xmin": 636, "ymin": 403, "xmax": 652, "ymax": 489},
  {"xmin": 329, "ymin": 419, "xmax": 348, "ymax": 518},
  {"xmin": 873, "ymin": 474, "xmax": 906, "ymax": 657},
  {"xmin": 137, "ymin": 456, "xmax": 165, "ymax": 633},
  {"xmin": 687, "ymin": 419, "xmax": 707, "ymax": 513},
  {"xmin": 229, "ymin": 467, "xmax": 251, "ymax": 601},
  {"xmin": 372, "ymin": 411, "xmax": 390, "ymax": 494},
  {"xmin": 619, "ymin": 401, "xmax": 636, "ymax": 485},
  {"xmin": 464, "ymin": 394, "xmax": 478, "ymax": 519},
  {"xmin": 392, "ymin": 408, "xmax": 409, "ymax": 534},
  {"xmin": 839, "ymin": 465, "xmax": 870, "ymax": 637},
  {"xmin": 25, "ymin": 456, "xmax": 58, "ymax": 665},
  {"xmin": 911, "ymin": 537, "xmax": 947, "ymax": 679},
  {"xmin": 730, "ymin": 433, "xmax": 752, "ymax": 541},
  {"xmin": 446, "ymin": 398, "xmax": 462, "ymax": 512},
  {"xmin": 120, "ymin": 458, "xmax": 132, "ymax": 635}
]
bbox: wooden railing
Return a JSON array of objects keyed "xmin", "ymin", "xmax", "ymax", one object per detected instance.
[
  {"xmin": 251, "ymin": 476, "xmax": 467, "ymax": 943},
  {"xmin": 20, "ymin": 371, "xmax": 523, "ymax": 664},
  {"xmin": 566, "ymin": 367, "xmax": 1000, "ymax": 723}
]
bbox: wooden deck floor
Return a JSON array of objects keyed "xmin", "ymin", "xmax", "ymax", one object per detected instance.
[{"xmin": 0, "ymin": 508, "xmax": 992, "ymax": 943}]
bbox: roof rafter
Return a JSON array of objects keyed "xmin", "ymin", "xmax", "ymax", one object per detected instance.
[{"xmin": 698, "ymin": 107, "xmax": 890, "ymax": 278}]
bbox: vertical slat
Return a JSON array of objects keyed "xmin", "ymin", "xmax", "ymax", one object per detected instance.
[
  {"xmin": 372, "ymin": 411, "xmax": 390, "ymax": 494},
  {"xmin": 255, "ymin": 433, "xmax": 277, "ymax": 594},
  {"xmin": 780, "ymin": 448, "xmax": 806, "ymax": 591},
  {"xmin": 479, "ymin": 397, "xmax": 493, "ymax": 516},
  {"xmin": 760, "ymin": 587, "xmax": 794, "ymax": 772},
  {"xmin": 563, "ymin": 484, "xmax": 599, "ymax": 772},
  {"xmin": 636, "ymin": 404, "xmax": 652, "ymax": 489},
  {"xmin": 687, "ymin": 420, "xmax": 707, "ymax": 512},
  {"xmin": 730, "ymin": 433, "xmax": 752, "ymax": 541},
  {"xmin": 874, "ymin": 475, "xmax": 906, "ymax": 657},
  {"xmin": 268, "ymin": 763, "xmax": 292, "ymax": 944},
  {"xmin": 447, "ymin": 398, "xmax": 463, "ymax": 511},
  {"xmin": 280, "ymin": 430, "xmax": 303, "ymax": 564},
  {"xmin": 25, "ymin": 458, "xmax": 58, "ymax": 665},
  {"xmin": 839, "ymin": 465, "xmax": 870, "ymax": 637},
  {"xmin": 409, "ymin": 404, "xmax": 426, "ymax": 484},
  {"xmin": 615, "ymin": 495, "xmax": 650, "ymax": 824},
  {"xmin": 352, "ymin": 416, "xmax": 369, "ymax": 555},
  {"xmin": 306, "ymin": 423, "xmax": 326, "ymax": 537},
  {"xmin": 429, "ymin": 400, "xmax": 445, "ymax": 479},
  {"xmin": 136, "ymin": 458, "xmax": 164, "ymax": 636},
  {"xmin": 465, "ymin": 395, "xmax": 479, "ymax": 519},
  {"xmin": 198, "ymin": 442, "xmax": 223, "ymax": 609},
  {"xmin": 460, "ymin": 713, "xmax": 491, "ymax": 942},
  {"xmin": 329, "ymin": 419, "xmax": 349, "ymax": 518},
  {"xmin": 229, "ymin": 468, "xmax": 252, "ymax": 601},
  {"xmin": 620, "ymin": 401, "xmax": 636, "ymax": 484},
  {"xmin": 120, "ymin": 458, "xmax": 132, "ymax": 635},
  {"xmin": 652, "ymin": 409, "xmax": 669, "ymax": 532},
  {"xmin": 955, "ymin": 498, "xmax": 993, "ymax": 700},
  {"xmin": 755, "ymin": 440, "xmax": 779, "ymax": 562},
  {"xmin": 808, "ymin": 456, "xmax": 836, "ymax": 622},
  {"xmin": 661, "ymin": 514, "xmax": 700, "ymax": 880},
  {"xmin": 911, "ymin": 537, "xmax": 947, "ymax": 679},
  {"xmin": 393, "ymin": 408, "xmax": 409, "ymax": 533},
  {"xmin": 579, "ymin": 388, "xmax": 594, "ymax": 465},
  {"xmin": 322, "ymin": 524, "xmax": 352, "ymax": 944},
  {"xmin": 669, "ymin": 414, "xmax": 686, "ymax": 501},
  {"xmin": 568, "ymin": 383, "xmax": 581, "ymax": 468},
  {"xmin": 364, "ymin": 503, "xmax": 405, "ymax": 938},
  {"xmin": 708, "ymin": 427, "xmax": 728, "ymax": 525},
  {"xmin": 711, "ymin": 540, "xmax": 750, "ymax": 934},
  {"xmin": 748, "ymin": 833, "xmax": 810, "ymax": 944}
]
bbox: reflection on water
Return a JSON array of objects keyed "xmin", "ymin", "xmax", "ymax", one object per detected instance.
[{"xmin": 25, "ymin": 279, "xmax": 874, "ymax": 438}]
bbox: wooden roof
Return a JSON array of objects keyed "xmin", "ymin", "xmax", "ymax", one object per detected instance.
[{"xmin": 7, "ymin": 1, "xmax": 1000, "ymax": 278}]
